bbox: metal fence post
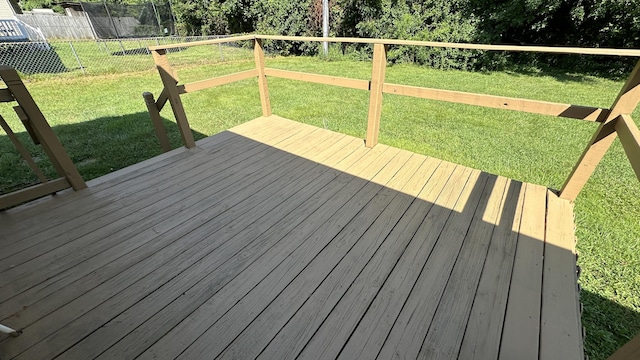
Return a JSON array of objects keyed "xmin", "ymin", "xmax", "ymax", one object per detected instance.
[{"xmin": 69, "ymin": 41, "xmax": 86, "ymax": 75}]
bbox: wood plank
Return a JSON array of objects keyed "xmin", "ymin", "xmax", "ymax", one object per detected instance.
[
  {"xmin": 608, "ymin": 332, "xmax": 640, "ymax": 360},
  {"xmin": 539, "ymin": 190, "xmax": 582, "ymax": 359},
  {"xmin": 0, "ymin": 128, "xmax": 299, "ymax": 269},
  {"xmin": 150, "ymin": 49, "xmax": 195, "ymax": 148},
  {"xmin": 254, "ymin": 38, "xmax": 272, "ymax": 117},
  {"xmin": 1, "ymin": 129, "xmax": 347, "ymax": 360},
  {"xmin": 366, "ymin": 43, "xmax": 386, "ymax": 148},
  {"xmin": 54, "ymin": 135, "xmax": 361, "ymax": 360},
  {"xmin": 255, "ymin": 35, "xmax": 640, "ymax": 57},
  {"xmin": 305, "ymin": 162, "xmax": 466, "ymax": 359},
  {"xmin": 264, "ymin": 68, "xmax": 370, "ymax": 91},
  {"xmin": 175, "ymin": 148, "xmax": 406, "ymax": 360},
  {"xmin": 0, "ymin": 114, "xmax": 48, "ymax": 183},
  {"xmin": 0, "ymin": 66, "xmax": 85, "ymax": 191},
  {"xmin": 155, "ymin": 88, "xmax": 169, "ymax": 112},
  {"xmin": 0, "ymin": 178, "xmax": 69, "ymax": 210},
  {"xmin": 0, "ymin": 127, "xmax": 321, "ymax": 302},
  {"xmin": 374, "ymin": 170, "xmax": 490, "ymax": 360},
  {"xmin": 499, "ymin": 183, "xmax": 547, "ymax": 360},
  {"xmin": 216, "ymin": 152, "xmax": 423, "ymax": 360},
  {"xmin": 419, "ymin": 176, "xmax": 509, "ymax": 359},
  {"xmin": 138, "ymin": 146, "xmax": 401, "ymax": 360},
  {"xmin": 383, "ymin": 83, "xmax": 605, "ymax": 121},
  {"xmin": 142, "ymin": 92, "xmax": 172, "ymax": 152},
  {"xmin": 0, "ymin": 118, "xmax": 301, "ymax": 252},
  {"xmin": 561, "ymin": 59, "xmax": 640, "ymax": 200},
  {"xmin": 258, "ymin": 157, "xmax": 443, "ymax": 360},
  {"xmin": 615, "ymin": 114, "xmax": 640, "ymax": 180},
  {"xmin": 177, "ymin": 69, "xmax": 258, "ymax": 93},
  {"xmin": 147, "ymin": 34, "xmax": 256, "ymax": 51},
  {"xmin": 457, "ymin": 180, "xmax": 526, "ymax": 359}
]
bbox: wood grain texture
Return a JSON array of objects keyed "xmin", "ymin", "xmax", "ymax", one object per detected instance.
[
  {"xmin": 0, "ymin": 116, "xmax": 583, "ymax": 360},
  {"xmin": 264, "ymin": 68, "xmax": 370, "ymax": 90},
  {"xmin": 499, "ymin": 183, "xmax": 547, "ymax": 360},
  {"xmin": 0, "ymin": 178, "xmax": 69, "ymax": 210},
  {"xmin": 254, "ymin": 38, "xmax": 272, "ymax": 117},
  {"xmin": 383, "ymin": 83, "xmax": 605, "ymax": 121},
  {"xmin": 561, "ymin": 59, "xmax": 640, "ymax": 200},
  {"xmin": 178, "ymin": 69, "xmax": 258, "ymax": 93},
  {"xmin": 539, "ymin": 190, "xmax": 582, "ymax": 360},
  {"xmin": 365, "ymin": 43, "xmax": 386, "ymax": 148},
  {"xmin": 150, "ymin": 50, "xmax": 195, "ymax": 148},
  {"xmin": 615, "ymin": 114, "xmax": 640, "ymax": 180}
]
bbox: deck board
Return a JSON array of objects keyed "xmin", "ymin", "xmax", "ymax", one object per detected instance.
[{"xmin": 0, "ymin": 115, "xmax": 583, "ymax": 359}]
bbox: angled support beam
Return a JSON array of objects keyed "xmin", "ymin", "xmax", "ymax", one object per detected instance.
[
  {"xmin": 560, "ymin": 60, "xmax": 640, "ymax": 201},
  {"xmin": 0, "ymin": 66, "xmax": 86, "ymax": 191},
  {"xmin": 151, "ymin": 49, "xmax": 195, "ymax": 149},
  {"xmin": 142, "ymin": 92, "xmax": 172, "ymax": 153},
  {"xmin": 366, "ymin": 43, "xmax": 387, "ymax": 148}
]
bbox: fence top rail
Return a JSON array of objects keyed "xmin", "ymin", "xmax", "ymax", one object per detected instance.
[{"xmin": 148, "ymin": 33, "xmax": 640, "ymax": 57}]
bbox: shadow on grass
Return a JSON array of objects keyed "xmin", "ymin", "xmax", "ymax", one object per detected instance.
[
  {"xmin": 582, "ymin": 289, "xmax": 640, "ymax": 359},
  {"xmin": 0, "ymin": 112, "xmax": 207, "ymax": 194}
]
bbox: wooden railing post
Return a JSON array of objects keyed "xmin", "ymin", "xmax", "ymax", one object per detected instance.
[
  {"xmin": 254, "ymin": 38, "xmax": 272, "ymax": 117},
  {"xmin": 560, "ymin": 60, "xmax": 640, "ymax": 201},
  {"xmin": 0, "ymin": 66, "xmax": 86, "ymax": 191},
  {"xmin": 151, "ymin": 49, "xmax": 196, "ymax": 149},
  {"xmin": 366, "ymin": 43, "xmax": 387, "ymax": 148},
  {"xmin": 143, "ymin": 92, "xmax": 172, "ymax": 153}
]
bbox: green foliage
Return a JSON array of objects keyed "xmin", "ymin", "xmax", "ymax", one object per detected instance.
[{"xmin": 171, "ymin": 0, "xmax": 227, "ymax": 35}]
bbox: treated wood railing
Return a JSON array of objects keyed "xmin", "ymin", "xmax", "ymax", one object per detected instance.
[
  {"xmin": 0, "ymin": 66, "xmax": 86, "ymax": 210},
  {"xmin": 144, "ymin": 34, "xmax": 640, "ymax": 201}
]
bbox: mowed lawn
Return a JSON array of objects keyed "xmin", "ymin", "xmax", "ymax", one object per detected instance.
[{"xmin": 1, "ymin": 51, "xmax": 639, "ymax": 359}]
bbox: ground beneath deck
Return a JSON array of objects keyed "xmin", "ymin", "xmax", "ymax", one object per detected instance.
[{"xmin": 0, "ymin": 115, "xmax": 583, "ymax": 359}]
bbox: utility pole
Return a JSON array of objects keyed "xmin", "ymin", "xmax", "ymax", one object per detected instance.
[{"xmin": 322, "ymin": 0, "xmax": 328, "ymax": 55}]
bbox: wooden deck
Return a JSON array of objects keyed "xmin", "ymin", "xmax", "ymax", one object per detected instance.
[{"xmin": 0, "ymin": 115, "xmax": 583, "ymax": 359}]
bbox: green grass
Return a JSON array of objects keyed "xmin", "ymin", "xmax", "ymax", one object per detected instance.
[{"xmin": 1, "ymin": 52, "xmax": 639, "ymax": 359}]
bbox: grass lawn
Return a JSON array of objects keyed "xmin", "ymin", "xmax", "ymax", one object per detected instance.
[{"xmin": 1, "ymin": 49, "xmax": 639, "ymax": 359}]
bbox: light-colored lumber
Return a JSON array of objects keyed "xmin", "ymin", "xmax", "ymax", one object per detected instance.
[
  {"xmin": 365, "ymin": 43, "xmax": 386, "ymax": 148},
  {"xmin": 615, "ymin": 114, "xmax": 640, "ymax": 180},
  {"xmin": 539, "ymin": 190, "xmax": 582, "ymax": 360},
  {"xmin": 419, "ymin": 176, "xmax": 509, "ymax": 359},
  {"xmin": 457, "ymin": 180, "xmax": 526, "ymax": 359},
  {"xmin": 142, "ymin": 92, "xmax": 172, "ymax": 152},
  {"xmin": 0, "ymin": 178, "xmax": 69, "ymax": 210},
  {"xmin": 13, "ymin": 106, "xmax": 39, "ymax": 145},
  {"xmin": 608, "ymin": 332, "xmax": 640, "ymax": 360},
  {"xmin": 255, "ymin": 35, "xmax": 640, "ymax": 57},
  {"xmin": 54, "ymin": 134, "xmax": 358, "ymax": 360},
  {"xmin": 150, "ymin": 49, "xmax": 195, "ymax": 148},
  {"xmin": 253, "ymin": 38, "xmax": 271, "ymax": 117},
  {"xmin": 147, "ymin": 34, "xmax": 256, "ymax": 51},
  {"xmin": 1, "ymin": 127, "xmax": 338, "ymax": 359},
  {"xmin": 155, "ymin": 88, "xmax": 169, "ymax": 112},
  {"xmin": 263, "ymin": 68, "xmax": 370, "ymax": 91},
  {"xmin": 178, "ymin": 69, "xmax": 258, "ymax": 93},
  {"xmin": 499, "ymin": 183, "xmax": 547, "ymax": 359},
  {"xmin": 0, "ymin": 114, "xmax": 48, "ymax": 183},
  {"xmin": 374, "ymin": 169, "xmax": 488, "ymax": 360},
  {"xmin": 310, "ymin": 162, "xmax": 468, "ymax": 359},
  {"xmin": 383, "ymin": 83, "xmax": 605, "ymax": 121},
  {"xmin": 0, "ymin": 66, "xmax": 85, "ymax": 191},
  {"xmin": 561, "ymin": 59, "xmax": 640, "ymax": 200}
]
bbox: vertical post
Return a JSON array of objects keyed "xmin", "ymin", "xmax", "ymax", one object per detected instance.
[
  {"xmin": 560, "ymin": 60, "xmax": 640, "ymax": 201},
  {"xmin": 322, "ymin": 0, "xmax": 329, "ymax": 56},
  {"xmin": 151, "ymin": 49, "xmax": 195, "ymax": 148},
  {"xmin": 68, "ymin": 41, "xmax": 85, "ymax": 74},
  {"xmin": 143, "ymin": 92, "xmax": 172, "ymax": 153},
  {"xmin": 0, "ymin": 66, "xmax": 86, "ymax": 190},
  {"xmin": 365, "ymin": 43, "xmax": 387, "ymax": 148},
  {"xmin": 253, "ymin": 38, "xmax": 272, "ymax": 117}
]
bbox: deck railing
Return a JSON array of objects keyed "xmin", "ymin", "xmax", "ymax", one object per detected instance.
[
  {"xmin": 144, "ymin": 34, "xmax": 640, "ymax": 202},
  {"xmin": 0, "ymin": 66, "xmax": 86, "ymax": 210}
]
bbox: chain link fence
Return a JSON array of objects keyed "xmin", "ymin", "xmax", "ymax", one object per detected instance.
[{"xmin": 0, "ymin": 36, "xmax": 254, "ymax": 79}]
